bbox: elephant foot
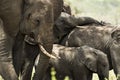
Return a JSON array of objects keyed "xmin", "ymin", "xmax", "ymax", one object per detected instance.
[{"xmin": 117, "ymin": 74, "xmax": 120, "ymax": 80}]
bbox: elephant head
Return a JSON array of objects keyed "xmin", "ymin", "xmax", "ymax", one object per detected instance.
[
  {"xmin": 53, "ymin": 12, "xmax": 77, "ymax": 43},
  {"xmin": 80, "ymin": 46, "xmax": 109, "ymax": 79},
  {"xmin": 110, "ymin": 28, "xmax": 120, "ymax": 78},
  {"xmin": 53, "ymin": 13, "xmax": 104, "ymax": 44},
  {"xmin": 20, "ymin": 0, "xmax": 63, "ymax": 54}
]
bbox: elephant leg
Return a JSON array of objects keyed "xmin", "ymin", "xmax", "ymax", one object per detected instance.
[
  {"xmin": 73, "ymin": 65, "xmax": 92, "ymax": 80},
  {"xmin": 43, "ymin": 66, "xmax": 52, "ymax": 80},
  {"xmin": 98, "ymin": 75, "xmax": 107, "ymax": 80},
  {"xmin": 0, "ymin": 62, "xmax": 18, "ymax": 80},
  {"xmin": 0, "ymin": 20, "xmax": 18, "ymax": 80},
  {"xmin": 21, "ymin": 42, "xmax": 39, "ymax": 80},
  {"xmin": 32, "ymin": 53, "xmax": 50, "ymax": 80}
]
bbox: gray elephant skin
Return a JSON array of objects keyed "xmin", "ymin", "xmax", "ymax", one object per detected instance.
[
  {"xmin": 49, "ymin": 44, "xmax": 109, "ymax": 80},
  {"xmin": 53, "ymin": 12, "xmax": 104, "ymax": 44},
  {"xmin": 55, "ymin": 24, "xmax": 120, "ymax": 80},
  {"xmin": 13, "ymin": 0, "xmax": 64, "ymax": 80},
  {"xmin": 53, "ymin": 12, "xmax": 120, "ymax": 80},
  {"xmin": 0, "ymin": 0, "xmax": 63, "ymax": 80},
  {"xmin": 0, "ymin": 0, "xmax": 23, "ymax": 80},
  {"xmin": 0, "ymin": 18, "xmax": 18, "ymax": 80},
  {"xmin": 42, "ymin": 12, "xmax": 106, "ymax": 80}
]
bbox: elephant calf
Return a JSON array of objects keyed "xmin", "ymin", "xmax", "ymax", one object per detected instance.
[{"xmin": 46, "ymin": 44, "xmax": 109, "ymax": 80}]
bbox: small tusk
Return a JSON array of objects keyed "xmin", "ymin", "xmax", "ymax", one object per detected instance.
[
  {"xmin": 39, "ymin": 45, "xmax": 57, "ymax": 59},
  {"xmin": 52, "ymin": 51, "xmax": 61, "ymax": 59}
]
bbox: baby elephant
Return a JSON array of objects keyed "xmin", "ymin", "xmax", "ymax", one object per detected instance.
[{"xmin": 49, "ymin": 44, "xmax": 109, "ymax": 80}]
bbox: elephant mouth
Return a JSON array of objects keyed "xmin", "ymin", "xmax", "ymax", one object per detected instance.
[
  {"xmin": 24, "ymin": 35, "xmax": 38, "ymax": 45},
  {"xmin": 24, "ymin": 35, "xmax": 59, "ymax": 59}
]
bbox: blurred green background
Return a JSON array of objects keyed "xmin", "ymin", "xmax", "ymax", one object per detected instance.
[{"xmin": 65, "ymin": 0, "xmax": 120, "ymax": 25}]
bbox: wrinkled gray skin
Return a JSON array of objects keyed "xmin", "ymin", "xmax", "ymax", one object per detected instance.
[
  {"xmin": 53, "ymin": 12, "xmax": 104, "ymax": 44},
  {"xmin": 0, "ymin": 0, "xmax": 23, "ymax": 80},
  {"xmin": 49, "ymin": 44, "xmax": 109, "ymax": 80},
  {"xmin": 12, "ymin": 0, "xmax": 63, "ymax": 80},
  {"xmin": 60, "ymin": 26, "xmax": 120, "ymax": 80},
  {"xmin": 42, "ymin": 12, "xmax": 106, "ymax": 80},
  {"xmin": 0, "ymin": 18, "xmax": 18, "ymax": 80}
]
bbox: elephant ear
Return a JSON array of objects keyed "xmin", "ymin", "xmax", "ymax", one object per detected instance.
[
  {"xmin": 80, "ymin": 46, "xmax": 98, "ymax": 72},
  {"xmin": 111, "ymin": 29, "xmax": 120, "ymax": 44},
  {"xmin": 84, "ymin": 54, "xmax": 97, "ymax": 72}
]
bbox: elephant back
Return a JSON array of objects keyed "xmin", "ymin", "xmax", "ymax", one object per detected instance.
[
  {"xmin": 0, "ymin": 0, "xmax": 23, "ymax": 37},
  {"xmin": 51, "ymin": 0, "xmax": 63, "ymax": 21}
]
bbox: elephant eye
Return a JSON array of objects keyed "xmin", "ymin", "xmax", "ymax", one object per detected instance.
[{"xmin": 34, "ymin": 19, "xmax": 41, "ymax": 26}]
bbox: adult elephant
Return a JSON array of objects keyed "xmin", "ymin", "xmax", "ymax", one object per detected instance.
[
  {"xmin": 0, "ymin": 0, "xmax": 23, "ymax": 80},
  {"xmin": 0, "ymin": 18, "xmax": 19, "ymax": 80},
  {"xmin": 12, "ymin": 0, "xmax": 63, "ymax": 80}
]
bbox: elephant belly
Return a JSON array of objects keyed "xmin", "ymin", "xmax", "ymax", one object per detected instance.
[
  {"xmin": 67, "ymin": 26, "xmax": 113, "ymax": 50},
  {"xmin": 0, "ymin": 0, "xmax": 23, "ymax": 37}
]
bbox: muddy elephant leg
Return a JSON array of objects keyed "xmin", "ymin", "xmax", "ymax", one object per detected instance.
[
  {"xmin": 0, "ymin": 20, "xmax": 18, "ymax": 80},
  {"xmin": 0, "ymin": 62, "xmax": 18, "ymax": 80},
  {"xmin": 21, "ymin": 42, "xmax": 39, "ymax": 80}
]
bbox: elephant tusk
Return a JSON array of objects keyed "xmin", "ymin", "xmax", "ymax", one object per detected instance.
[{"xmin": 39, "ymin": 45, "xmax": 59, "ymax": 59}]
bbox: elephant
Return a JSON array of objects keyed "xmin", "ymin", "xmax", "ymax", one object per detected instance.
[
  {"xmin": 0, "ymin": 18, "xmax": 18, "ymax": 80},
  {"xmin": 41, "ymin": 12, "xmax": 106, "ymax": 80},
  {"xmin": 53, "ymin": 12, "xmax": 105, "ymax": 44},
  {"xmin": 51, "ymin": 12, "xmax": 120, "ymax": 80},
  {"xmin": 57, "ymin": 25, "xmax": 120, "ymax": 80},
  {"xmin": 43, "ymin": 44, "xmax": 109, "ymax": 80},
  {"xmin": 12, "ymin": 0, "xmax": 64, "ymax": 80},
  {"xmin": 0, "ymin": 0, "xmax": 23, "ymax": 79},
  {"xmin": 15, "ymin": 10, "xmax": 103, "ymax": 80}
]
